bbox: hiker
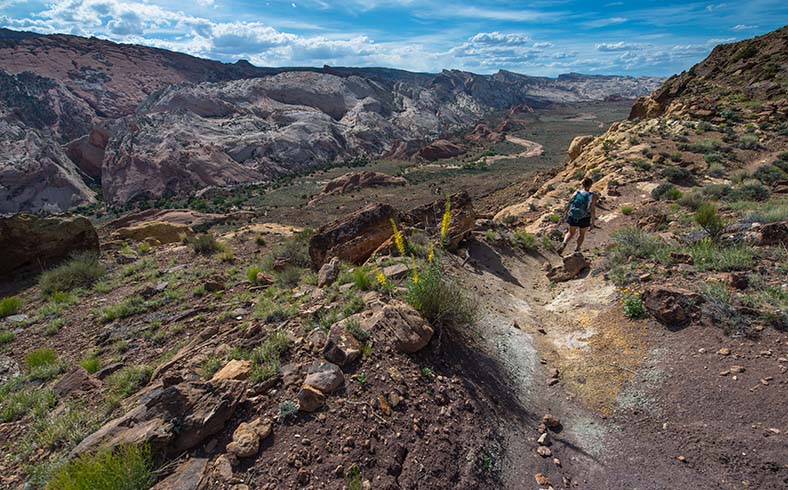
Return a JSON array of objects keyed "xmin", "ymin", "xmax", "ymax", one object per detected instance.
[{"xmin": 557, "ymin": 177, "xmax": 595, "ymax": 254}]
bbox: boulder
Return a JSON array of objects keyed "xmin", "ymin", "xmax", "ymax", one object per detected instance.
[
  {"xmin": 0, "ymin": 214, "xmax": 99, "ymax": 275},
  {"xmin": 417, "ymin": 139, "xmax": 466, "ymax": 161},
  {"xmin": 402, "ymin": 191, "xmax": 475, "ymax": 249},
  {"xmin": 643, "ymin": 286, "xmax": 703, "ymax": 329},
  {"xmin": 567, "ymin": 135, "xmax": 595, "ymax": 161},
  {"xmin": 212, "ymin": 360, "xmax": 253, "ymax": 381},
  {"xmin": 317, "ymin": 257, "xmax": 341, "ymax": 288},
  {"xmin": 53, "ymin": 367, "xmax": 103, "ymax": 397},
  {"xmin": 226, "ymin": 418, "xmax": 272, "ymax": 459},
  {"xmin": 369, "ymin": 301, "xmax": 434, "ymax": 353},
  {"xmin": 152, "ymin": 457, "xmax": 209, "ymax": 490},
  {"xmin": 72, "ymin": 379, "xmax": 245, "ymax": 461},
  {"xmin": 751, "ymin": 220, "xmax": 788, "ymax": 246},
  {"xmin": 309, "ymin": 203, "xmax": 397, "ymax": 268},
  {"xmin": 110, "ymin": 221, "xmax": 194, "ymax": 245},
  {"xmin": 629, "ymin": 95, "xmax": 664, "ymax": 119},
  {"xmin": 323, "ymin": 322, "xmax": 362, "ymax": 366},
  {"xmin": 546, "ymin": 253, "xmax": 589, "ymax": 282},
  {"xmin": 303, "ymin": 361, "xmax": 345, "ymax": 393},
  {"xmin": 322, "ymin": 171, "xmax": 406, "ymax": 195},
  {"xmin": 297, "ymin": 385, "xmax": 326, "ymax": 412}
]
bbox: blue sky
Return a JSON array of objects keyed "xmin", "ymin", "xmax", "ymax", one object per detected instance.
[{"xmin": 1, "ymin": 1, "xmax": 786, "ymax": 76}]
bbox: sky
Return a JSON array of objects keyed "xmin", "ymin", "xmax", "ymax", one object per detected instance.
[{"xmin": 0, "ymin": 1, "xmax": 786, "ymax": 77}]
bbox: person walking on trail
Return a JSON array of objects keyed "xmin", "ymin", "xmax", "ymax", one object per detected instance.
[{"xmin": 557, "ymin": 177, "xmax": 595, "ymax": 255}]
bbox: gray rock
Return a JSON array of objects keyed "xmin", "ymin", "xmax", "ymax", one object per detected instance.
[
  {"xmin": 317, "ymin": 257, "xmax": 341, "ymax": 288},
  {"xmin": 303, "ymin": 361, "xmax": 345, "ymax": 393}
]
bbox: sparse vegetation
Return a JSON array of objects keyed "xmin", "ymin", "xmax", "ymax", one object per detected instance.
[
  {"xmin": 406, "ymin": 264, "xmax": 476, "ymax": 327},
  {"xmin": 695, "ymin": 203, "xmax": 725, "ymax": 239},
  {"xmin": 99, "ymin": 295, "xmax": 146, "ymax": 323},
  {"xmin": 0, "ymin": 379, "xmax": 55, "ymax": 423},
  {"xmin": 620, "ymin": 205, "xmax": 634, "ymax": 216},
  {"xmin": 689, "ymin": 239, "xmax": 754, "ymax": 272},
  {"xmin": 0, "ymin": 329, "xmax": 15, "ymax": 345},
  {"xmin": 48, "ymin": 444, "xmax": 155, "ymax": 490},
  {"xmin": 79, "ymin": 355, "xmax": 101, "ymax": 374},
  {"xmin": 39, "ymin": 252, "xmax": 105, "ymax": 296},
  {"xmin": 651, "ymin": 183, "xmax": 682, "ymax": 201},
  {"xmin": 105, "ymin": 365, "xmax": 152, "ymax": 399},
  {"xmin": 512, "ymin": 230, "xmax": 537, "ymax": 251},
  {"xmin": 621, "ymin": 291, "xmax": 646, "ymax": 319},
  {"xmin": 185, "ymin": 233, "xmax": 222, "ymax": 254},
  {"xmin": 250, "ymin": 330, "xmax": 289, "ymax": 383},
  {"xmin": 0, "ymin": 295, "xmax": 22, "ymax": 317}
]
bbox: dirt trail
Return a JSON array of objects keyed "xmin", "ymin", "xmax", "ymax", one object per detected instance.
[
  {"xmin": 445, "ymin": 209, "xmax": 717, "ymax": 488},
  {"xmin": 481, "ymin": 135, "xmax": 544, "ymax": 165}
]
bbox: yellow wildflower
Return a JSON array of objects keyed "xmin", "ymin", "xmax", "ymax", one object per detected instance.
[
  {"xmin": 439, "ymin": 194, "xmax": 451, "ymax": 242},
  {"xmin": 427, "ymin": 243, "xmax": 435, "ymax": 264},
  {"xmin": 390, "ymin": 218, "xmax": 406, "ymax": 256},
  {"xmin": 410, "ymin": 255, "xmax": 419, "ymax": 284}
]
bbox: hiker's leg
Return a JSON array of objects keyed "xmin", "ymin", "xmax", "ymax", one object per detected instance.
[
  {"xmin": 559, "ymin": 226, "xmax": 577, "ymax": 253},
  {"xmin": 575, "ymin": 227, "xmax": 587, "ymax": 251}
]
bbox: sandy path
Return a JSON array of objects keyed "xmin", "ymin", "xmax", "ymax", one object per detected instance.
[{"xmin": 481, "ymin": 135, "xmax": 544, "ymax": 164}]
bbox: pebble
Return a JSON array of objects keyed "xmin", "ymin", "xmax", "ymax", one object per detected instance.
[
  {"xmin": 718, "ymin": 348, "xmax": 731, "ymax": 356},
  {"xmin": 536, "ymin": 446, "xmax": 552, "ymax": 457}
]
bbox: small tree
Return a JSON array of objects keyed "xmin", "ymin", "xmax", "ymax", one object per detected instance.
[{"xmin": 695, "ymin": 203, "xmax": 725, "ymax": 240}]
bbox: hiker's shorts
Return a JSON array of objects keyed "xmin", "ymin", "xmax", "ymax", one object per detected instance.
[{"xmin": 567, "ymin": 216, "xmax": 591, "ymax": 228}]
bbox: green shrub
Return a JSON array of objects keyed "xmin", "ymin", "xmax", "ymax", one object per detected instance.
[
  {"xmin": 406, "ymin": 265, "xmax": 477, "ymax": 327},
  {"xmin": 0, "ymin": 329, "xmax": 14, "ymax": 345},
  {"xmin": 702, "ymin": 184, "xmax": 732, "ymax": 200},
  {"xmin": 695, "ymin": 203, "xmax": 725, "ymax": 239},
  {"xmin": 632, "ymin": 159, "xmax": 652, "ymax": 171},
  {"xmin": 254, "ymin": 296, "xmax": 294, "ymax": 323},
  {"xmin": 746, "ymin": 203, "xmax": 788, "ymax": 224},
  {"xmin": 661, "ymin": 167, "xmax": 694, "ymax": 185},
  {"xmin": 728, "ymin": 183, "xmax": 770, "ymax": 202},
  {"xmin": 250, "ymin": 330, "xmax": 289, "ymax": 383},
  {"xmin": 48, "ymin": 444, "xmax": 155, "ymax": 490},
  {"xmin": 352, "ymin": 267, "xmax": 373, "ymax": 290},
  {"xmin": 25, "ymin": 347, "xmax": 57, "ymax": 370},
  {"xmin": 737, "ymin": 134, "xmax": 760, "ymax": 150},
  {"xmin": 267, "ymin": 230, "xmax": 313, "ymax": 269},
  {"xmin": 609, "ymin": 228, "xmax": 671, "ymax": 265},
  {"xmin": 40, "ymin": 252, "xmax": 105, "ymax": 296},
  {"xmin": 512, "ymin": 230, "xmax": 537, "ymax": 251},
  {"xmin": 622, "ymin": 293, "xmax": 646, "ymax": 319},
  {"xmin": 753, "ymin": 165, "xmax": 786, "ymax": 184},
  {"xmin": 620, "ymin": 205, "xmax": 634, "ymax": 216},
  {"xmin": 0, "ymin": 296, "xmax": 22, "ymax": 317},
  {"xmin": 704, "ymin": 153, "xmax": 723, "ymax": 164},
  {"xmin": 0, "ymin": 379, "xmax": 56, "ymax": 422},
  {"xmin": 273, "ymin": 266, "xmax": 303, "ymax": 288},
  {"xmin": 99, "ymin": 295, "xmax": 146, "ymax": 323},
  {"xmin": 105, "ymin": 366, "xmax": 152, "ymax": 399},
  {"xmin": 682, "ymin": 139, "xmax": 723, "ymax": 154},
  {"xmin": 707, "ymin": 163, "xmax": 726, "ymax": 178},
  {"xmin": 199, "ymin": 356, "xmax": 224, "ymax": 379},
  {"xmin": 184, "ymin": 233, "xmax": 222, "ymax": 254},
  {"xmin": 246, "ymin": 265, "xmax": 263, "ymax": 283},
  {"xmin": 678, "ymin": 191, "xmax": 704, "ymax": 210},
  {"xmin": 774, "ymin": 159, "xmax": 788, "ymax": 173},
  {"xmin": 548, "ymin": 213, "xmax": 561, "ymax": 224},
  {"xmin": 79, "ymin": 355, "xmax": 101, "ymax": 374},
  {"xmin": 651, "ymin": 183, "xmax": 682, "ymax": 201},
  {"xmin": 689, "ymin": 239, "xmax": 754, "ymax": 271}
]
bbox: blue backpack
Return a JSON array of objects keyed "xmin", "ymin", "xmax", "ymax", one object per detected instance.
[{"xmin": 568, "ymin": 190, "xmax": 591, "ymax": 220}]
